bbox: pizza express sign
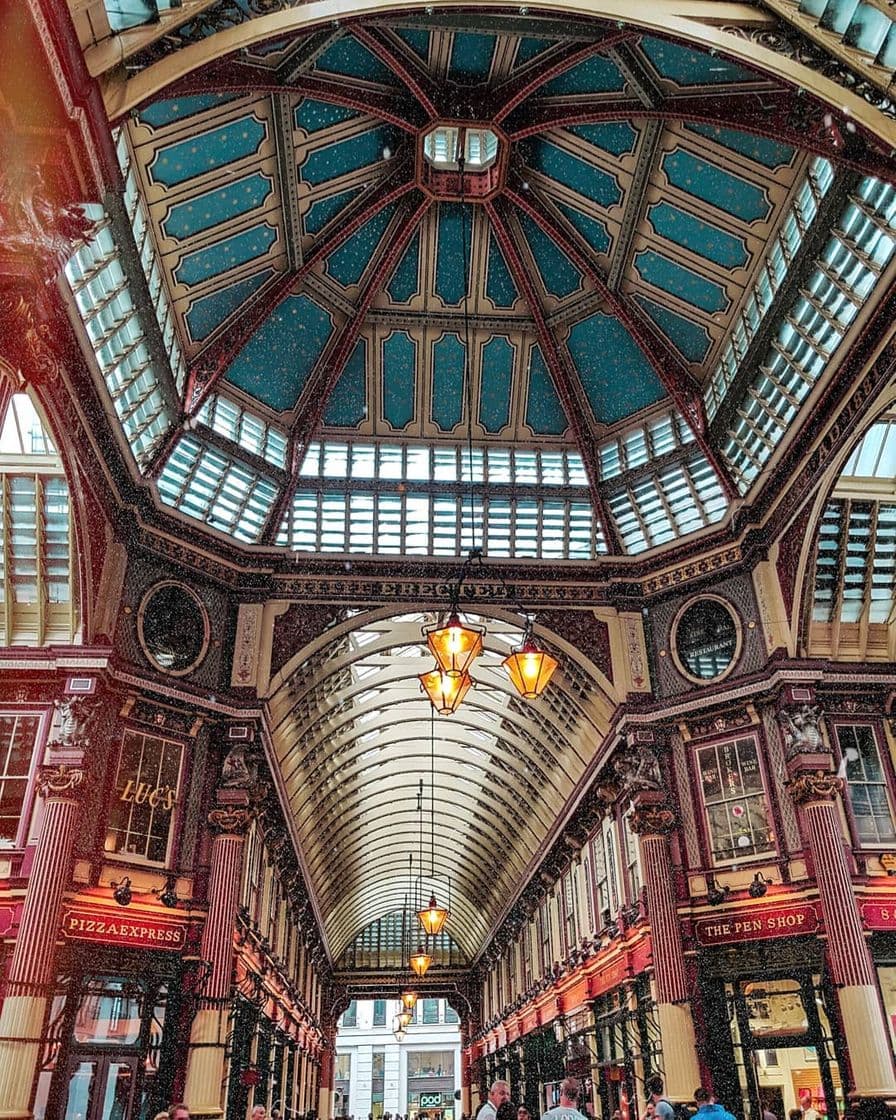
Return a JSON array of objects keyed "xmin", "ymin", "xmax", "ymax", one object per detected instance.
[{"xmin": 61, "ymin": 906, "xmax": 188, "ymax": 952}]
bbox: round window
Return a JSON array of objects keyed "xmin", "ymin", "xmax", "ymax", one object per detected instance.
[
  {"xmin": 672, "ymin": 597, "xmax": 741, "ymax": 683},
  {"xmin": 137, "ymin": 582, "xmax": 209, "ymax": 675}
]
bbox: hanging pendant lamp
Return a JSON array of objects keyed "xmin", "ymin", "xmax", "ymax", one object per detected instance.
[
  {"xmin": 401, "ymin": 989, "xmax": 418, "ymax": 1010},
  {"xmin": 502, "ymin": 622, "xmax": 558, "ymax": 699},
  {"xmin": 417, "ymin": 893, "xmax": 449, "ymax": 936},
  {"xmin": 409, "ymin": 945, "xmax": 433, "ymax": 977},
  {"xmin": 397, "ymin": 1008, "xmax": 413, "ymax": 1028},
  {"xmin": 424, "ymin": 613, "xmax": 483, "ymax": 677},
  {"xmin": 419, "ymin": 667, "xmax": 472, "ymax": 714}
]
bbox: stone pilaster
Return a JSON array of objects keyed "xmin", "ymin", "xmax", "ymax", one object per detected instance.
[
  {"xmin": 183, "ymin": 802, "xmax": 253, "ymax": 1119},
  {"xmin": 0, "ymin": 764, "xmax": 86, "ymax": 1119},
  {"xmin": 630, "ymin": 794, "xmax": 700, "ymax": 1104}
]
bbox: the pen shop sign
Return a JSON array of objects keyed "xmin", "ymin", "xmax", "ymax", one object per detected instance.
[
  {"xmin": 60, "ymin": 906, "xmax": 189, "ymax": 952},
  {"xmin": 694, "ymin": 903, "xmax": 819, "ymax": 946}
]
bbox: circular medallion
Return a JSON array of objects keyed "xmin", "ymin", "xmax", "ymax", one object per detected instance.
[
  {"xmin": 671, "ymin": 596, "xmax": 741, "ymax": 684},
  {"xmin": 137, "ymin": 582, "xmax": 209, "ymax": 676}
]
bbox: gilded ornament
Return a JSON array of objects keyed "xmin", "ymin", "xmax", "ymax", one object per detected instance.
[
  {"xmin": 208, "ymin": 807, "xmax": 253, "ymax": 834},
  {"xmin": 629, "ymin": 804, "xmax": 677, "ymax": 836},
  {"xmin": 37, "ymin": 764, "xmax": 86, "ymax": 798},
  {"xmin": 786, "ymin": 770, "xmax": 844, "ymax": 805}
]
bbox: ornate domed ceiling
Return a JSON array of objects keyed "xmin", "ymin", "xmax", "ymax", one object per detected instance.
[{"xmin": 67, "ymin": 7, "xmax": 896, "ymax": 560}]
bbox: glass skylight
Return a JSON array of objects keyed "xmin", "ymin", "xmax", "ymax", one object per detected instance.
[
  {"xmin": 423, "ymin": 125, "xmax": 499, "ymax": 169},
  {"xmin": 597, "ymin": 411, "xmax": 696, "ymax": 481},
  {"xmin": 157, "ymin": 435, "xmax": 278, "ymax": 542},
  {"xmin": 196, "ymin": 393, "xmax": 288, "ymax": 469},
  {"xmin": 722, "ymin": 175, "xmax": 896, "ymax": 492}
]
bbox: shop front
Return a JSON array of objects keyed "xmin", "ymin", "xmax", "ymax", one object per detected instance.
[{"xmin": 695, "ymin": 907, "xmax": 847, "ymax": 1120}]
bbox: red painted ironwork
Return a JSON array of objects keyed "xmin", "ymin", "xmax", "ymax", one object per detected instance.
[{"xmin": 353, "ymin": 26, "xmax": 440, "ymax": 118}]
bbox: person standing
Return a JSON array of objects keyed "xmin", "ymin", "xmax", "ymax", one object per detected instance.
[
  {"xmin": 540, "ymin": 1079, "xmax": 589, "ymax": 1120},
  {"xmin": 477, "ymin": 1083, "xmax": 511, "ymax": 1120},
  {"xmin": 692, "ymin": 1087, "xmax": 736, "ymax": 1120}
]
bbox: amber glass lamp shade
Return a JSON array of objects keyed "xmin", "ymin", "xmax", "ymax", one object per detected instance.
[
  {"xmin": 502, "ymin": 638, "xmax": 558, "ymax": 699},
  {"xmin": 409, "ymin": 946, "xmax": 433, "ymax": 977},
  {"xmin": 397, "ymin": 1009, "xmax": 413, "ymax": 1028},
  {"xmin": 418, "ymin": 894, "xmax": 450, "ymax": 936},
  {"xmin": 426, "ymin": 614, "xmax": 484, "ymax": 676},
  {"xmin": 401, "ymin": 989, "xmax": 418, "ymax": 1010},
  {"xmin": 394, "ymin": 1026, "xmax": 407, "ymax": 1042},
  {"xmin": 419, "ymin": 668, "xmax": 473, "ymax": 714}
]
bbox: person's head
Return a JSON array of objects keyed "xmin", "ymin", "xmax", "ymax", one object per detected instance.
[
  {"xmin": 518, "ymin": 1107, "xmax": 531, "ymax": 1120},
  {"xmin": 645, "ymin": 1106, "xmax": 656, "ymax": 1117},
  {"xmin": 789, "ymin": 1111, "xmax": 803, "ymax": 1120},
  {"xmin": 559, "ymin": 1079, "xmax": 580, "ymax": 1106},
  {"xmin": 647, "ymin": 1078, "xmax": 665, "ymax": 1100},
  {"xmin": 694, "ymin": 1090, "xmax": 711, "ymax": 1105},
  {"xmin": 169, "ymin": 1107, "xmax": 190, "ymax": 1120},
  {"xmin": 489, "ymin": 1082, "xmax": 511, "ymax": 1109},
  {"xmin": 496, "ymin": 1102, "xmax": 517, "ymax": 1120},
  {"xmin": 153, "ymin": 1113, "xmax": 169, "ymax": 1120},
  {"xmin": 252, "ymin": 1107, "xmax": 267, "ymax": 1120}
]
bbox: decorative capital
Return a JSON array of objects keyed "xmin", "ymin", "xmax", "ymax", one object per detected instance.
[
  {"xmin": 37, "ymin": 764, "xmax": 85, "ymax": 799},
  {"xmin": 787, "ymin": 770, "xmax": 844, "ymax": 806},
  {"xmin": 777, "ymin": 703, "xmax": 827, "ymax": 761},
  {"xmin": 208, "ymin": 807, "xmax": 253, "ymax": 835},
  {"xmin": 629, "ymin": 803, "xmax": 677, "ymax": 836}
]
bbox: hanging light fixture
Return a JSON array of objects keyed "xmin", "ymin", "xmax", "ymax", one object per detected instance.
[
  {"xmin": 397, "ymin": 1008, "xmax": 413, "ymax": 1028},
  {"xmin": 394, "ymin": 1023, "xmax": 407, "ymax": 1042},
  {"xmin": 501, "ymin": 619, "xmax": 559, "ymax": 699},
  {"xmin": 409, "ymin": 945, "xmax": 433, "ymax": 977},
  {"xmin": 419, "ymin": 667, "xmax": 473, "ymax": 715},
  {"xmin": 416, "ymin": 156, "xmax": 556, "ymax": 710},
  {"xmin": 401, "ymin": 989, "xmax": 418, "ymax": 1010},
  {"xmin": 417, "ymin": 893, "xmax": 449, "ymax": 936}
]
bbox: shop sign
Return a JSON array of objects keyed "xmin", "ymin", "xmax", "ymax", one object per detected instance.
[
  {"xmin": 694, "ymin": 903, "xmax": 818, "ymax": 946},
  {"xmin": 420, "ymin": 1095, "xmax": 445, "ymax": 1108},
  {"xmin": 860, "ymin": 900, "xmax": 896, "ymax": 929},
  {"xmin": 0, "ymin": 902, "xmax": 21, "ymax": 937},
  {"xmin": 60, "ymin": 906, "xmax": 189, "ymax": 951}
]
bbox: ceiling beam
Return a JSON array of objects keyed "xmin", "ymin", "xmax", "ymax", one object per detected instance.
[
  {"xmin": 485, "ymin": 198, "xmax": 623, "ymax": 553},
  {"xmin": 185, "ymin": 165, "xmax": 417, "ymax": 415},
  {"xmin": 507, "ymin": 90, "xmax": 896, "ymax": 183},
  {"xmin": 489, "ymin": 32, "xmax": 634, "ymax": 124},
  {"xmin": 353, "ymin": 26, "xmax": 441, "ymax": 118},
  {"xmin": 504, "ymin": 181, "xmax": 739, "ymax": 500},
  {"xmin": 259, "ymin": 192, "xmax": 432, "ymax": 543}
]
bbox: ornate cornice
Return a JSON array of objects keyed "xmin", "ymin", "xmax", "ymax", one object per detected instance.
[{"xmin": 786, "ymin": 770, "xmax": 844, "ymax": 806}]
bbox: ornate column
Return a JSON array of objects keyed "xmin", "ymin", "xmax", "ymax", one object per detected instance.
[
  {"xmin": 318, "ymin": 1042, "xmax": 335, "ymax": 1120},
  {"xmin": 786, "ymin": 762, "xmax": 896, "ymax": 1100},
  {"xmin": 0, "ymin": 764, "xmax": 86, "ymax": 1119},
  {"xmin": 630, "ymin": 793, "xmax": 701, "ymax": 1104},
  {"xmin": 183, "ymin": 802, "xmax": 253, "ymax": 1118}
]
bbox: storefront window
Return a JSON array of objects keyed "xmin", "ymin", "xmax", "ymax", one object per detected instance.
[
  {"xmin": 878, "ymin": 964, "xmax": 896, "ymax": 1050},
  {"xmin": 0, "ymin": 713, "xmax": 40, "ymax": 844},
  {"xmin": 744, "ymin": 980, "xmax": 809, "ymax": 1038},
  {"xmin": 696, "ymin": 736, "xmax": 775, "ymax": 864},
  {"xmin": 408, "ymin": 1051, "xmax": 455, "ymax": 1077},
  {"xmin": 562, "ymin": 869, "xmax": 578, "ymax": 952},
  {"xmin": 104, "ymin": 730, "xmax": 183, "ymax": 865},
  {"xmin": 74, "ymin": 978, "xmax": 144, "ymax": 1045},
  {"xmin": 834, "ymin": 724, "xmax": 896, "ymax": 845}
]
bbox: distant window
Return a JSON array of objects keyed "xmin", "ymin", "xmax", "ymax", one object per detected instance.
[
  {"xmin": 834, "ymin": 724, "xmax": 896, "ymax": 846},
  {"xmin": 422, "ymin": 998, "xmax": 439, "ymax": 1024},
  {"xmin": 104, "ymin": 730, "xmax": 183, "ymax": 865},
  {"xmin": 696, "ymin": 736, "xmax": 775, "ymax": 864},
  {"xmin": 0, "ymin": 713, "xmax": 41, "ymax": 845},
  {"xmin": 373, "ymin": 999, "xmax": 386, "ymax": 1026},
  {"xmin": 444, "ymin": 1003, "xmax": 459, "ymax": 1024},
  {"xmin": 341, "ymin": 1001, "xmax": 357, "ymax": 1028}
]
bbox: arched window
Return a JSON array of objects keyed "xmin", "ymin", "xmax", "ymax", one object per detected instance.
[{"xmin": 0, "ymin": 392, "xmax": 79, "ymax": 646}]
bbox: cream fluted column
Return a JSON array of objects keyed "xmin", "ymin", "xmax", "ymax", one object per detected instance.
[
  {"xmin": 0, "ymin": 764, "xmax": 86, "ymax": 1119},
  {"xmin": 183, "ymin": 804, "xmax": 252, "ymax": 1119},
  {"xmin": 630, "ymin": 795, "xmax": 701, "ymax": 1104},
  {"xmin": 787, "ymin": 769, "xmax": 896, "ymax": 1101}
]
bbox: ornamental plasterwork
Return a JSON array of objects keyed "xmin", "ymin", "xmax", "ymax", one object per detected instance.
[
  {"xmin": 777, "ymin": 703, "xmax": 826, "ymax": 759},
  {"xmin": 207, "ymin": 806, "xmax": 253, "ymax": 834},
  {"xmin": 786, "ymin": 770, "xmax": 844, "ymax": 805},
  {"xmin": 629, "ymin": 802, "xmax": 677, "ymax": 836},
  {"xmin": 37, "ymin": 764, "xmax": 86, "ymax": 799},
  {"xmin": 231, "ymin": 603, "xmax": 263, "ymax": 689}
]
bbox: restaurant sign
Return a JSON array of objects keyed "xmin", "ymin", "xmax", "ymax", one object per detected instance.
[
  {"xmin": 694, "ymin": 903, "xmax": 818, "ymax": 946},
  {"xmin": 61, "ymin": 906, "xmax": 189, "ymax": 951},
  {"xmin": 860, "ymin": 900, "xmax": 896, "ymax": 930}
]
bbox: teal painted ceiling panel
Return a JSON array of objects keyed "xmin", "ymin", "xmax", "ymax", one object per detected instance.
[
  {"xmin": 567, "ymin": 312, "xmax": 667, "ymax": 424},
  {"xmin": 541, "ymin": 55, "xmax": 626, "ymax": 95},
  {"xmin": 514, "ymin": 37, "xmax": 557, "ymax": 67},
  {"xmin": 386, "ymin": 231, "xmax": 421, "ymax": 303},
  {"xmin": 525, "ymin": 346, "xmax": 568, "ymax": 435},
  {"xmin": 174, "ymin": 223, "xmax": 277, "ymax": 287},
  {"xmin": 295, "ymin": 99, "xmax": 361, "ymax": 134},
  {"xmin": 299, "ymin": 127, "xmax": 396, "ymax": 185},
  {"xmin": 382, "ymin": 331, "xmax": 417, "ymax": 429},
  {"xmin": 686, "ymin": 124, "xmax": 795, "ymax": 168},
  {"xmin": 634, "ymin": 249, "xmax": 728, "ymax": 313},
  {"xmin": 303, "ymin": 186, "xmax": 366, "ymax": 235},
  {"xmin": 395, "ymin": 27, "xmax": 430, "ymax": 61},
  {"xmin": 326, "ymin": 201, "xmax": 398, "ymax": 287},
  {"xmin": 449, "ymin": 32, "xmax": 496, "ymax": 83},
  {"xmin": 431, "ymin": 333, "xmax": 466, "ymax": 431},
  {"xmin": 647, "ymin": 201, "xmax": 748, "ymax": 269},
  {"xmin": 521, "ymin": 139, "xmax": 621, "ymax": 208},
  {"xmin": 556, "ymin": 201, "xmax": 611, "ymax": 255},
  {"xmin": 485, "ymin": 234, "xmax": 518, "ymax": 308},
  {"xmin": 567, "ymin": 122, "xmax": 638, "ymax": 157},
  {"xmin": 225, "ymin": 293, "xmax": 334, "ymax": 410},
  {"xmin": 324, "ymin": 338, "xmax": 367, "ymax": 427},
  {"xmin": 663, "ymin": 149, "xmax": 771, "ymax": 223},
  {"xmin": 149, "ymin": 115, "xmax": 266, "ymax": 188},
  {"xmin": 185, "ymin": 269, "xmax": 274, "ymax": 343},
  {"xmin": 435, "ymin": 203, "xmax": 471, "ymax": 306},
  {"xmin": 635, "ymin": 294, "xmax": 712, "ymax": 362},
  {"xmin": 162, "ymin": 173, "xmax": 273, "ymax": 240},
  {"xmin": 639, "ymin": 36, "xmax": 754, "ymax": 85},
  {"xmin": 314, "ymin": 35, "xmax": 402, "ymax": 85},
  {"xmin": 519, "ymin": 212, "xmax": 582, "ymax": 299},
  {"xmin": 479, "ymin": 336, "xmax": 514, "ymax": 433},
  {"xmin": 140, "ymin": 93, "xmax": 237, "ymax": 129}
]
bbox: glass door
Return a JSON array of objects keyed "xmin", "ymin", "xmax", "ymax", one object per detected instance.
[{"xmin": 63, "ymin": 1054, "xmax": 139, "ymax": 1120}]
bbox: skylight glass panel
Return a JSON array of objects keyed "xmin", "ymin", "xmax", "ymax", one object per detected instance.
[
  {"xmin": 842, "ymin": 418, "xmax": 896, "ymax": 477},
  {"xmin": 723, "ymin": 174, "xmax": 896, "ymax": 492},
  {"xmin": 196, "ymin": 393, "xmax": 288, "ymax": 469},
  {"xmin": 157, "ymin": 435, "xmax": 277, "ymax": 542}
]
